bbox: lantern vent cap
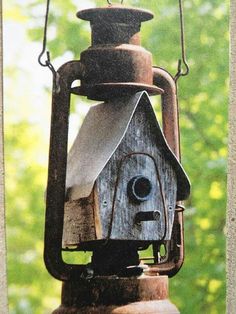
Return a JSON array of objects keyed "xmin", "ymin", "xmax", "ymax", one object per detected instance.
[{"xmin": 77, "ymin": 6, "xmax": 154, "ymax": 24}]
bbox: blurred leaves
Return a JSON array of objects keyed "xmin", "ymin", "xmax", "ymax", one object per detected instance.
[
  {"xmin": 5, "ymin": 119, "xmax": 60, "ymax": 314},
  {"xmin": 5, "ymin": 0, "xmax": 228, "ymax": 313}
]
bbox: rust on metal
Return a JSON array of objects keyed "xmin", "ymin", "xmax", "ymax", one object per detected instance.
[
  {"xmin": 43, "ymin": 3, "xmax": 189, "ymax": 314},
  {"xmin": 53, "ymin": 301, "xmax": 180, "ymax": 314},
  {"xmin": 45, "ymin": 61, "xmax": 87, "ymax": 281},
  {"xmin": 52, "ymin": 276, "xmax": 179, "ymax": 314},
  {"xmin": 44, "ymin": 2, "xmax": 189, "ymax": 284},
  {"xmin": 152, "ymin": 67, "xmax": 185, "ymax": 277},
  {"xmin": 72, "ymin": 6, "xmax": 163, "ymax": 100}
]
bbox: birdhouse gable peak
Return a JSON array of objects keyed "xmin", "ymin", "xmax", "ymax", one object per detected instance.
[{"xmin": 66, "ymin": 91, "xmax": 190, "ymax": 201}]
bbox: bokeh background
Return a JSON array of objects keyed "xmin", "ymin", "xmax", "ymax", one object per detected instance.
[{"xmin": 4, "ymin": 0, "xmax": 228, "ymax": 313}]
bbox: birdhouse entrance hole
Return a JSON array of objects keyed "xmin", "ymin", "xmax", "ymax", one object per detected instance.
[{"xmin": 128, "ymin": 175, "xmax": 153, "ymax": 203}]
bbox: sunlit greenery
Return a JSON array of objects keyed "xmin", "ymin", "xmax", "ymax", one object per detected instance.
[{"xmin": 5, "ymin": 0, "xmax": 227, "ymax": 313}]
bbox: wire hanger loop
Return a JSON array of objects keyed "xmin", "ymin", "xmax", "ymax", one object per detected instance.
[
  {"xmin": 38, "ymin": 0, "xmax": 60, "ymax": 93},
  {"xmin": 174, "ymin": 0, "xmax": 189, "ymax": 82}
]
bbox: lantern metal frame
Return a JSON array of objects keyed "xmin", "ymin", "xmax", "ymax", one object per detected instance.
[{"xmin": 44, "ymin": 62, "xmax": 185, "ymax": 280}]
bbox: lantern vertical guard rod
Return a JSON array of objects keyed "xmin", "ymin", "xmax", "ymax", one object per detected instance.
[
  {"xmin": 153, "ymin": 68, "xmax": 185, "ymax": 276},
  {"xmin": 45, "ymin": 61, "xmax": 87, "ymax": 281}
]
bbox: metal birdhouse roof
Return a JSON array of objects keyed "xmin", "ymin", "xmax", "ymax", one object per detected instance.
[{"xmin": 66, "ymin": 91, "xmax": 190, "ymax": 201}]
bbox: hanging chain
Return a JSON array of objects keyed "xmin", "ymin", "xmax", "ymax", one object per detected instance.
[
  {"xmin": 107, "ymin": 0, "xmax": 124, "ymax": 4},
  {"xmin": 38, "ymin": 0, "xmax": 60, "ymax": 93},
  {"xmin": 174, "ymin": 0, "xmax": 189, "ymax": 82}
]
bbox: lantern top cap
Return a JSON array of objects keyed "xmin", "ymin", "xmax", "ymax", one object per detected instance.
[{"xmin": 77, "ymin": 5, "xmax": 154, "ymax": 24}]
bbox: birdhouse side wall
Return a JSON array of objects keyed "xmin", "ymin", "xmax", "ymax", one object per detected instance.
[{"xmin": 62, "ymin": 188, "xmax": 101, "ymax": 248}]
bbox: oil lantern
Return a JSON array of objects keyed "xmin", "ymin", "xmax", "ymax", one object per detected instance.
[{"xmin": 43, "ymin": 3, "xmax": 190, "ymax": 313}]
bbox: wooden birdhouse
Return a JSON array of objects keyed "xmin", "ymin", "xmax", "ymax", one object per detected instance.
[{"xmin": 63, "ymin": 91, "xmax": 190, "ymax": 249}]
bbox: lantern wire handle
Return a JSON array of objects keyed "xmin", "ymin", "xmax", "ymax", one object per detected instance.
[
  {"xmin": 174, "ymin": 0, "xmax": 189, "ymax": 82},
  {"xmin": 38, "ymin": 0, "xmax": 60, "ymax": 93},
  {"xmin": 107, "ymin": 0, "xmax": 124, "ymax": 4}
]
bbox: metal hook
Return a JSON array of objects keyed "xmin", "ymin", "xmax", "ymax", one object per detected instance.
[
  {"xmin": 38, "ymin": 0, "xmax": 50, "ymax": 67},
  {"xmin": 45, "ymin": 52, "xmax": 61, "ymax": 94},
  {"xmin": 38, "ymin": 0, "xmax": 60, "ymax": 93},
  {"xmin": 174, "ymin": 59, "xmax": 189, "ymax": 82},
  {"xmin": 174, "ymin": 0, "xmax": 189, "ymax": 82},
  {"xmin": 38, "ymin": 50, "xmax": 48, "ymax": 68},
  {"xmin": 107, "ymin": 0, "xmax": 124, "ymax": 4}
]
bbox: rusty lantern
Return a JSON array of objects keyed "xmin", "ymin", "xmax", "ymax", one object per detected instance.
[{"xmin": 44, "ymin": 3, "xmax": 190, "ymax": 314}]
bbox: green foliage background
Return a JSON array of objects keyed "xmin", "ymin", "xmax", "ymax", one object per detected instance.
[{"xmin": 4, "ymin": 0, "xmax": 228, "ymax": 313}]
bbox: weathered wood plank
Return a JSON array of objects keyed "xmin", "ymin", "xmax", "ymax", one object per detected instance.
[
  {"xmin": 97, "ymin": 103, "xmax": 177, "ymax": 241},
  {"xmin": 110, "ymin": 154, "xmax": 166, "ymax": 240},
  {"xmin": 63, "ymin": 193, "xmax": 97, "ymax": 247}
]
